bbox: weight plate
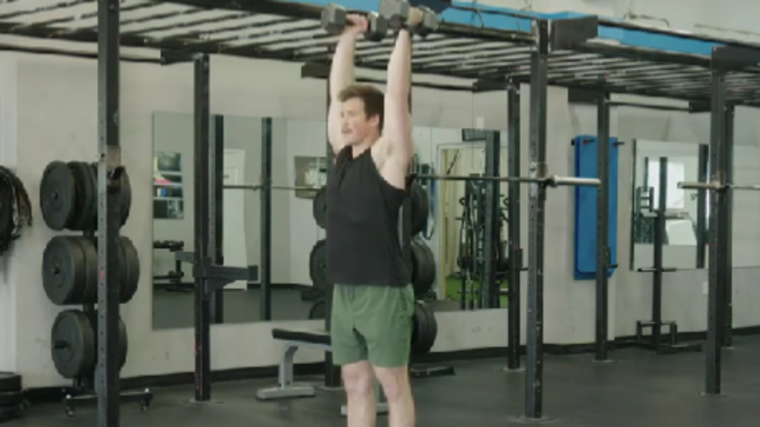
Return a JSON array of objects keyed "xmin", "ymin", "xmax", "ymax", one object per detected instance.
[
  {"xmin": 410, "ymin": 183, "xmax": 429, "ymax": 236},
  {"xmin": 84, "ymin": 162, "xmax": 98, "ymax": 229},
  {"xmin": 0, "ymin": 391, "xmax": 23, "ymax": 407},
  {"xmin": 411, "ymin": 301, "xmax": 437, "ymax": 356},
  {"xmin": 42, "ymin": 236, "xmax": 87, "ymax": 305},
  {"xmin": 0, "ymin": 373, "xmax": 21, "ymax": 393},
  {"xmin": 309, "ymin": 239, "xmax": 332, "ymax": 290},
  {"xmin": 67, "ymin": 162, "xmax": 91, "ymax": 231},
  {"xmin": 308, "ymin": 299, "xmax": 326, "ymax": 320},
  {"xmin": 85, "ymin": 312, "xmax": 128, "ymax": 370},
  {"xmin": 312, "ymin": 186, "xmax": 327, "ymax": 229},
  {"xmin": 120, "ymin": 168, "xmax": 132, "ymax": 226},
  {"xmin": 411, "ymin": 240, "xmax": 435, "ymax": 296},
  {"xmin": 411, "ymin": 302, "xmax": 425, "ymax": 355},
  {"xmin": 40, "ymin": 160, "xmax": 77, "ymax": 231},
  {"xmin": 74, "ymin": 236, "xmax": 98, "ymax": 304},
  {"xmin": 51, "ymin": 310, "xmax": 96, "ymax": 379},
  {"xmin": 120, "ymin": 236, "xmax": 140, "ymax": 304},
  {"xmin": 420, "ymin": 301, "xmax": 438, "ymax": 355}
]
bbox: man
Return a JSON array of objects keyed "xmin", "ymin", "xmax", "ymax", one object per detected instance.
[{"xmin": 325, "ymin": 8, "xmax": 424, "ymax": 427}]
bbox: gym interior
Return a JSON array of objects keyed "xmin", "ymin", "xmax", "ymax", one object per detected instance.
[{"xmin": 1, "ymin": 0, "xmax": 760, "ymax": 426}]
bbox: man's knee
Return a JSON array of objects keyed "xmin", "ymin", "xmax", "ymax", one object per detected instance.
[
  {"xmin": 374, "ymin": 366, "xmax": 410, "ymax": 403},
  {"xmin": 342, "ymin": 361, "xmax": 374, "ymax": 397}
]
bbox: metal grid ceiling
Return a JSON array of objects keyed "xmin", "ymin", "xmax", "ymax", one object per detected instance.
[{"xmin": 1, "ymin": 0, "xmax": 760, "ymax": 104}]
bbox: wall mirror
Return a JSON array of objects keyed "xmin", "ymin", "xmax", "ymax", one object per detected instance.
[
  {"xmin": 433, "ymin": 129, "xmax": 509, "ymax": 312},
  {"xmin": 629, "ymin": 139, "xmax": 707, "ymax": 271},
  {"xmin": 151, "ymin": 112, "xmax": 323, "ymax": 329}
]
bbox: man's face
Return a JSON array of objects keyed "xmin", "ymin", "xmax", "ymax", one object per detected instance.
[{"xmin": 341, "ymin": 97, "xmax": 379, "ymax": 145}]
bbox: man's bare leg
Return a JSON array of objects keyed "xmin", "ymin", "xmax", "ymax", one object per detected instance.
[
  {"xmin": 374, "ymin": 365, "xmax": 414, "ymax": 427},
  {"xmin": 343, "ymin": 361, "xmax": 376, "ymax": 427}
]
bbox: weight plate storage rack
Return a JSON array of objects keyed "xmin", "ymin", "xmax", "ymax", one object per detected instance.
[
  {"xmin": 3, "ymin": 0, "xmax": 760, "ymax": 425},
  {"xmin": 38, "ymin": 160, "xmax": 154, "ymax": 417}
]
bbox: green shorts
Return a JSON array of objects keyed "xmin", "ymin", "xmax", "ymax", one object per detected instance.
[{"xmin": 330, "ymin": 283, "xmax": 415, "ymax": 368}]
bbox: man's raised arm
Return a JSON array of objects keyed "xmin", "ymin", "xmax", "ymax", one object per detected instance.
[
  {"xmin": 382, "ymin": 11, "xmax": 423, "ymax": 164},
  {"xmin": 327, "ymin": 16, "xmax": 367, "ymax": 154}
]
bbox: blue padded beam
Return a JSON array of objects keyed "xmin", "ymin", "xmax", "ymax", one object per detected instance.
[
  {"xmin": 263, "ymin": 0, "xmax": 728, "ymax": 56},
  {"xmin": 573, "ymin": 135, "xmax": 619, "ymax": 281}
]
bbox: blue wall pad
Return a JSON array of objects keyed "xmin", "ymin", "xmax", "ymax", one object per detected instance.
[{"xmin": 573, "ymin": 135, "xmax": 619, "ymax": 281}]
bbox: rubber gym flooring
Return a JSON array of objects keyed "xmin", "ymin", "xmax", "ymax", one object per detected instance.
[{"xmin": 10, "ymin": 336, "xmax": 760, "ymax": 426}]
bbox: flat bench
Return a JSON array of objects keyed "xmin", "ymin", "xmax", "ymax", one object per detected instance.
[{"xmin": 256, "ymin": 328, "xmax": 387, "ymax": 416}]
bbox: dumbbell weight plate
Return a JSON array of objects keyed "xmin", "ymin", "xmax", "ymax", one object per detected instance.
[
  {"xmin": 321, "ymin": 3, "xmax": 347, "ymax": 35},
  {"xmin": 365, "ymin": 12, "xmax": 389, "ymax": 42}
]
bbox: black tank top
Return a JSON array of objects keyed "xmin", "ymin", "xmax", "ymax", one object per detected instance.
[{"xmin": 325, "ymin": 146, "xmax": 409, "ymax": 287}]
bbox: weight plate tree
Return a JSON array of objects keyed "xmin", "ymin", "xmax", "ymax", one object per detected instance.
[{"xmin": 39, "ymin": 156, "xmax": 150, "ymax": 416}]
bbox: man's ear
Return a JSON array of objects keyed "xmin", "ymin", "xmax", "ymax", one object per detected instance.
[{"xmin": 368, "ymin": 114, "xmax": 381, "ymax": 128}]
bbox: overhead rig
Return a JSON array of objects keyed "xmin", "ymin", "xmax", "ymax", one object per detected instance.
[{"xmin": 0, "ymin": 0, "xmax": 757, "ymax": 100}]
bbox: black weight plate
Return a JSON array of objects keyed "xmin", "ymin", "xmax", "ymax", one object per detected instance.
[
  {"xmin": 411, "ymin": 302, "xmax": 425, "ymax": 355},
  {"xmin": 85, "ymin": 163, "xmax": 98, "ymax": 228},
  {"xmin": 0, "ymin": 391, "xmax": 23, "ymax": 407},
  {"xmin": 75, "ymin": 236, "xmax": 98, "ymax": 304},
  {"xmin": 85, "ymin": 312, "xmax": 128, "ymax": 370},
  {"xmin": 419, "ymin": 241, "xmax": 437, "ymax": 292},
  {"xmin": 411, "ymin": 241, "xmax": 435, "ymax": 296},
  {"xmin": 312, "ymin": 186, "xmax": 327, "ymax": 229},
  {"xmin": 40, "ymin": 160, "xmax": 77, "ymax": 230},
  {"xmin": 410, "ymin": 183, "xmax": 429, "ymax": 236},
  {"xmin": 410, "ymin": 242, "xmax": 422, "ymax": 293},
  {"xmin": 42, "ymin": 236, "xmax": 87, "ymax": 305},
  {"xmin": 66, "ymin": 162, "xmax": 91, "ymax": 231},
  {"xmin": 414, "ymin": 302, "xmax": 437, "ymax": 356},
  {"xmin": 51, "ymin": 310, "xmax": 96, "ymax": 379},
  {"xmin": 120, "ymin": 168, "xmax": 132, "ymax": 226},
  {"xmin": 0, "ymin": 373, "xmax": 21, "ymax": 393},
  {"xmin": 308, "ymin": 299, "xmax": 326, "ymax": 320},
  {"xmin": 120, "ymin": 236, "xmax": 140, "ymax": 304},
  {"xmin": 309, "ymin": 239, "xmax": 332, "ymax": 290}
]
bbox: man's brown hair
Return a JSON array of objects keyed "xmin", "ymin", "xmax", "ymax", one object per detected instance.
[{"xmin": 338, "ymin": 84, "xmax": 385, "ymax": 130}]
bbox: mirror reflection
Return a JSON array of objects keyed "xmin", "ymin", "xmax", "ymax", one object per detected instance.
[
  {"xmin": 630, "ymin": 139, "xmax": 705, "ymax": 271},
  {"xmin": 436, "ymin": 132, "xmax": 509, "ymax": 311},
  {"xmin": 151, "ymin": 114, "xmax": 511, "ymax": 329},
  {"xmin": 152, "ymin": 112, "xmax": 320, "ymax": 329}
]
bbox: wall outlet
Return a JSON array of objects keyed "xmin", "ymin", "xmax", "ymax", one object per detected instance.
[
  {"xmin": 475, "ymin": 116, "xmax": 485, "ymax": 129},
  {"xmin": 702, "ymin": 281, "xmax": 708, "ymax": 295}
]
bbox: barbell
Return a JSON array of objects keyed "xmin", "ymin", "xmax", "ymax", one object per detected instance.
[
  {"xmin": 224, "ymin": 184, "xmax": 320, "ymax": 192},
  {"xmin": 411, "ymin": 173, "xmax": 601, "ymax": 188},
  {"xmin": 679, "ymin": 181, "xmax": 760, "ymax": 192}
]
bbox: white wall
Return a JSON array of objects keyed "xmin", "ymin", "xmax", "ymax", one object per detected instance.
[{"xmin": 6, "ymin": 0, "xmax": 760, "ymax": 386}]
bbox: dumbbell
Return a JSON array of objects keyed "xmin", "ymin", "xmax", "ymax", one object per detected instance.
[
  {"xmin": 321, "ymin": 3, "xmax": 389, "ymax": 42},
  {"xmin": 379, "ymin": 0, "xmax": 440, "ymax": 36}
]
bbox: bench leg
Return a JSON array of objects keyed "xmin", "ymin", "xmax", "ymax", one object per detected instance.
[
  {"xmin": 341, "ymin": 380, "xmax": 387, "ymax": 416},
  {"xmin": 256, "ymin": 344, "xmax": 316, "ymax": 401}
]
